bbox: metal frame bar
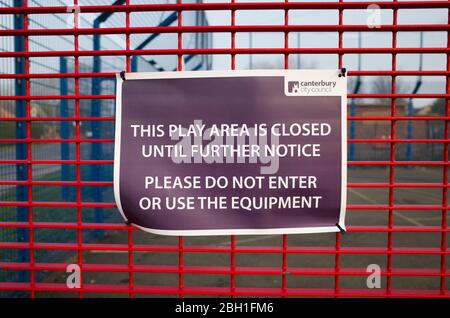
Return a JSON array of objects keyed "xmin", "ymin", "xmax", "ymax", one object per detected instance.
[
  {"xmin": 0, "ymin": 0, "xmax": 449, "ymax": 298},
  {"xmin": 13, "ymin": 0, "xmax": 29, "ymax": 285}
]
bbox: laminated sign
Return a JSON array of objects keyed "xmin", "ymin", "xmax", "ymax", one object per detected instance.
[{"xmin": 114, "ymin": 70, "xmax": 347, "ymax": 235}]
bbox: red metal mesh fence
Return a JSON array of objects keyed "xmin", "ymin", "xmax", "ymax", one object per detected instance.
[{"xmin": 0, "ymin": 0, "xmax": 449, "ymax": 298}]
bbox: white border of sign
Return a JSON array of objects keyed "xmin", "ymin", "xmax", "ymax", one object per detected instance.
[{"xmin": 114, "ymin": 70, "xmax": 347, "ymax": 236}]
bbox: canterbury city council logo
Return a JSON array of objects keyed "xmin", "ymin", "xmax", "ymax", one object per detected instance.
[{"xmin": 288, "ymin": 81, "xmax": 300, "ymax": 93}]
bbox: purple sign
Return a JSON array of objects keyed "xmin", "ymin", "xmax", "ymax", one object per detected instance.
[{"xmin": 114, "ymin": 70, "xmax": 347, "ymax": 235}]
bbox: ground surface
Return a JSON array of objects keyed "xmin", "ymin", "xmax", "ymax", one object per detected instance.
[{"xmin": 22, "ymin": 166, "xmax": 449, "ymax": 297}]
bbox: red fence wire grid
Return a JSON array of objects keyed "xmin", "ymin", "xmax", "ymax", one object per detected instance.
[{"xmin": 0, "ymin": 0, "xmax": 450, "ymax": 298}]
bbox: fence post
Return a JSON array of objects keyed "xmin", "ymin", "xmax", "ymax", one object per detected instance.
[
  {"xmin": 131, "ymin": 56, "xmax": 137, "ymax": 72},
  {"xmin": 349, "ymin": 99, "xmax": 356, "ymax": 161},
  {"xmin": 350, "ymin": 33, "xmax": 362, "ymax": 163},
  {"xmin": 91, "ymin": 27, "xmax": 103, "ymax": 238},
  {"xmin": 90, "ymin": 0, "xmax": 126, "ymax": 238},
  {"xmin": 60, "ymin": 57, "xmax": 71, "ymax": 200},
  {"xmin": 13, "ymin": 0, "xmax": 29, "ymax": 283},
  {"xmin": 406, "ymin": 98, "xmax": 413, "ymax": 161},
  {"xmin": 406, "ymin": 32, "xmax": 424, "ymax": 161}
]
